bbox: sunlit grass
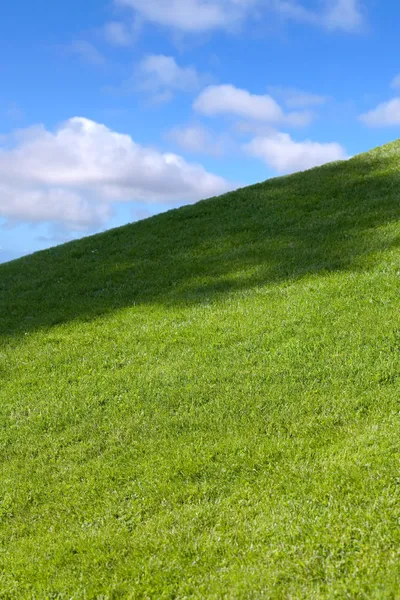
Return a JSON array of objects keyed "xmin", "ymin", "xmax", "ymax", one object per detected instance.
[{"xmin": 1, "ymin": 141, "xmax": 400, "ymax": 598}]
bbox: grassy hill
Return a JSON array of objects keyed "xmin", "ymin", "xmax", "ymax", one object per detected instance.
[{"xmin": 1, "ymin": 140, "xmax": 400, "ymax": 598}]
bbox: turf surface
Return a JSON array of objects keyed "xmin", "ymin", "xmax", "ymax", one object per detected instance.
[{"xmin": 1, "ymin": 141, "xmax": 400, "ymax": 598}]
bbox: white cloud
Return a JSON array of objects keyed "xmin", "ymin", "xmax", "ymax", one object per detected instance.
[
  {"xmin": 115, "ymin": 0, "xmax": 251, "ymax": 33},
  {"xmin": 0, "ymin": 185, "xmax": 110, "ymax": 229},
  {"xmin": 0, "ymin": 118, "xmax": 234, "ymax": 230},
  {"xmin": 244, "ymin": 131, "xmax": 347, "ymax": 174},
  {"xmin": 359, "ymin": 98, "xmax": 400, "ymax": 127},
  {"xmin": 391, "ymin": 75, "xmax": 400, "ymax": 89},
  {"xmin": 194, "ymin": 84, "xmax": 312, "ymax": 126},
  {"xmin": 194, "ymin": 85, "xmax": 283, "ymax": 121},
  {"xmin": 114, "ymin": 0, "xmax": 364, "ymax": 33},
  {"xmin": 271, "ymin": 0, "xmax": 363, "ymax": 31},
  {"xmin": 268, "ymin": 86, "xmax": 327, "ymax": 109},
  {"xmin": 104, "ymin": 21, "xmax": 136, "ymax": 46},
  {"xmin": 136, "ymin": 55, "xmax": 203, "ymax": 100},
  {"xmin": 324, "ymin": 0, "xmax": 363, "ymax": 32},
  {"xmin": 68, "ymin": 41, "xmax": 106, "ymax": 66},
  {"xmin": 284, "ymin": 110, "xmax": 314, "ymax": 127},
  {"xmin": 167, "ymin": 124, "xmax": 230, "ymax": 156}
]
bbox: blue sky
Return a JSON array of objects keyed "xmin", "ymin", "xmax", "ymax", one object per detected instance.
[{"xmin": 1, "ymin": 0, "xmax": 400, "ymax": 262}]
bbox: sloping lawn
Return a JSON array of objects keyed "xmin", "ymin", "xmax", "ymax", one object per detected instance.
[{"xmin": 1, "ymin": 141, "xmax": 400, "ymax": 598}]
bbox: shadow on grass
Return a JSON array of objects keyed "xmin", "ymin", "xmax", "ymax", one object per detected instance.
[{"xmin": 1, "ymin": 145, "xmax": 400, "ymax": 342}]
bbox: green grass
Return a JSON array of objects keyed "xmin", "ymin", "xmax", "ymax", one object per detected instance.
[{"xmin": 1, "ymin": 140, "xmax": 400, "ymax": 598}]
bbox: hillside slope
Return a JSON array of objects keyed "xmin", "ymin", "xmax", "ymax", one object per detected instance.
[{"xmin": 1, "ymin": 141, "xmax": 400, "ymax": 598}]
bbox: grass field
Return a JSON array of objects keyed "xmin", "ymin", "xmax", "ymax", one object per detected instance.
[{"xmin": 1, "ymin": 140, "xmax": 400, "ymax": 598}]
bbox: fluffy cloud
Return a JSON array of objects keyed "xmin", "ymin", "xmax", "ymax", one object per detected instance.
[
  {"xmin": 284, "ymin": 110, "xmax": 314, "ymax": 127},
  {"xmin": 194, "ymin": 85, "xmax": 283, "ymax": 121},
  {"xmin": 391, "ymin": 75, "xmax": 400, "ymax": 89},
  {"xmin": 268, "ymin": 86, "xmax": 327, "ymax": 109},
  {"xmin": 0, "ymin": 118, "xmax": 234, "ymax": 230},
  {"xmin": 115, "ymin": 0, "xmax": 250, "ymax": 33},
  {"xmin": 244, "ymin": 132, "xmax": 347, "ymax": 174},
  {"xmin": 167, "ymin": 125, "xmax": 230, "ymax": 156},
  {"xmin": 115, "ymin": 0, "xmax": 364, "ymax": 33},
  {"xmin": 136, "ymin": 55, "xmax": 203, "ymax": 101},
  {"xmin": 0, "ymin": 185, "xmax": 110, "ymax": 229},
  {"xmin": 67, "ymin": 41, "xmax": 106, "ymax": 66},
  {"xmin": 103, "ymin": 21, "xmax": 136, "ymax": 46},
  {"xmin": 194, "ymin": 84, "xmax": 312, "ymax": 126},
  {"xmin": 263, "ymin": 0, "xmax": 363, "ymax": 31},
  {"xmin": 324, "ymin": 0, "xmax": 363, "ymax": 32},
  {"xmin": 359, "ymin": 98, "xmax": 400, "ymax": 127}
]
